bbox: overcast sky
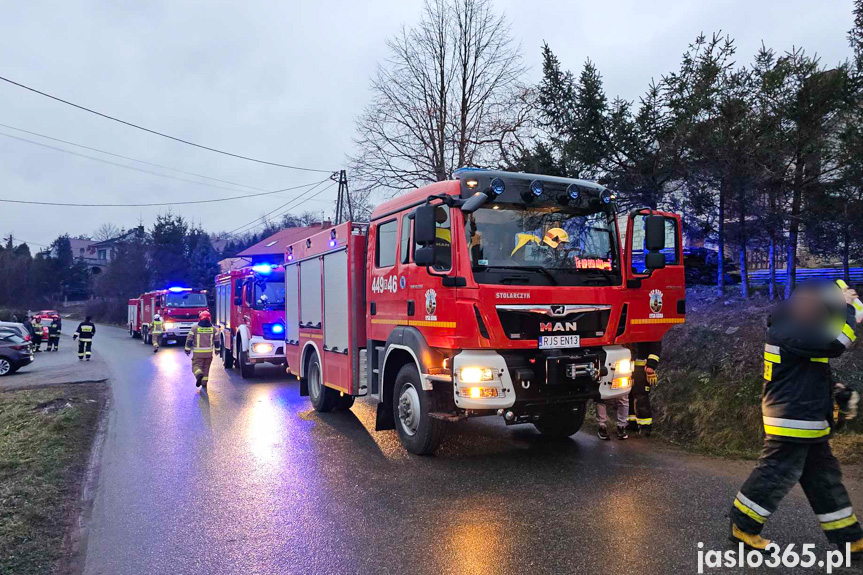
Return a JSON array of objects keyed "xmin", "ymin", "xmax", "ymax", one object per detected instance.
[{"xmin": 0, "ymin": 0, "xmax": 855, "ymax": 248}]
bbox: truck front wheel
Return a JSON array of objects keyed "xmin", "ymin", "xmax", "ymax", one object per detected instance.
[
  {"xmin": 222, "ymin": 338, "xmax": 234, "ymax": 369},
  {"xmin": 307, "ymin": 354, "xmax": 337, "ymax": 412},
  {"xmin": 533, "ymin": 402, "xmax": 587, "ymax": 439},
  {"xmin": 392, "ymin": 364, "xmax": 445, "ymax": 455},
  {"xmin": 237, "ymin": 338, "xmax": 255, "ymax": 379}
]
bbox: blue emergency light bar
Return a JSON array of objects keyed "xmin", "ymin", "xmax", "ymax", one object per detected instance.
[
  {"xmin": 271, "ymin": 324, "xmax": 284, "ymax": 334},
  {"xmin": 252, "ymin": 263, "xmax": 273, "ymax": 274},
  {"xmin": 167, "ymin": 286, "xmax": 192, "ymax": 293}
]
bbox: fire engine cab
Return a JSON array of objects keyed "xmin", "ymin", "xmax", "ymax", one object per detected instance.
[
  {"xmin": 214, "ymin": 264, "xmax": 287, "ymax": 378},
  {"xmin": 284, "ymin": 170, "xmax": 685, "ymax": 454},
  {"xmin": 128, "ymin": 287, "xmax": 209, "ymax": 345}
]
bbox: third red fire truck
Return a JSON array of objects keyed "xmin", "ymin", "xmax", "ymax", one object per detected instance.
[
  {"xmin": 128, "ymin": 287, "xmax": 209, "ymax": 345},
  {"xmin": 214, "ymin": 264, "xmax": 288, "ymax": 378},
  {"xmin": 284, "ymin": 170, "xmax": 685, "ymax": 454}
]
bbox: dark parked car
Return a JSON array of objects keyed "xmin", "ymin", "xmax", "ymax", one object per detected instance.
[{"xmin": 0, "ymin": 332, "xmax": 34, "ymax": 376}]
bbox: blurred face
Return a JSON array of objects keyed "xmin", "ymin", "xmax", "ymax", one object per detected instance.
[{"xmin": 789, "ymin": 292, "xmax": 826, "ymax": 327}]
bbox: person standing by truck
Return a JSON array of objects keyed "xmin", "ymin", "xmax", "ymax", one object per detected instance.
[
  {"xmin": 73, "ymin": 316, "xmax": 96, "ymax": 361},
  {"xmin": 184, "ymin": 311, "xmax": 219, "ymax": 389},
  {"xmin": 46, "ymin": 318, "xmax": 61, "ymax": 351},
  {"xmin": 596, "ymin": 395, "xmax": 629, "ymax": 440},
  {"xmin": 729, "ymin": 282, "xmax": 863, "ymax": 551},
  {"xmin": 151, "ymin": 312, "xmax": 164, "ymax": 353},
  {"xmin": 627, "ymin": 342, "xmax": 661, "ymax": 437},
  {"xmin": 31, "ymin": 316, "xmax": 43, "ymax": 352}
]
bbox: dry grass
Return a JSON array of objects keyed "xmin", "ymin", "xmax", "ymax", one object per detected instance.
[{"xmin": 0, "ymin": 383, "xmax": 105, "ymax": 575}]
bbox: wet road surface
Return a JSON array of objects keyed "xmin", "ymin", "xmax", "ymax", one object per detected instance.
[{"xmin": 82, "ymin": 324, "xmax": 863, "ymax": 574}]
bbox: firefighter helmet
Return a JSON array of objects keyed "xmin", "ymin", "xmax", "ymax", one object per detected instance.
[{"xmin": 199, "ymin": 310, "xmax": 211, "ymax": 321}]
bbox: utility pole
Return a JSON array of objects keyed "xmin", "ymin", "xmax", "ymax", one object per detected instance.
[{"xmin": 333, "ymin": 170, "xmax": 353, "ymax": 224}]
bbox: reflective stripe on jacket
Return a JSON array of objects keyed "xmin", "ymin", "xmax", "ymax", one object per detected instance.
[
  {"xmin": 75, "ymin": 322, "xmax": 96, "ymax": 341},
  {"xmin": 185, "ymin": 323, "xmax": 215, "ymax": 355},
  {"xmin": 152, "ymin": 320, "xmax": 164, "ymax": 334},
  {"xmin": 761, "ymin": 304, "xmax": 857, "ymax": 442}
]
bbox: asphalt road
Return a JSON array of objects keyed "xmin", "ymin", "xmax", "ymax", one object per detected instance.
[{"xmin": 82, "ymin": 324, "xmax": 863, "ymax": 575}]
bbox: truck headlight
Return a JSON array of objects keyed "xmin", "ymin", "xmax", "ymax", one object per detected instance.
[
  {"xmin": 252, "ymin": 343, "xmax": 274, "ymax": 354},
  {"xmin": 163, "ymin": 322, "xmax": 175, "ymax": 330},
  {"xmin": 458, "ymin": 366, "xmax": 495, "ymax": 383},
  {"xmin": 463, "ymin": 387, "xmax": 499, "ymax": 398},
  {"xmin": 614, "ymin": 358, "xmax": 633, "ymax": 376},
  {"xmin": 611, "ymin": 377, "xmax": 631, "ymax": 389}
]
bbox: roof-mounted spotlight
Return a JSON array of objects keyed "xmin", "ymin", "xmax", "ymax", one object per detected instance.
[
  {"xmin": 489, "ymin": 177, "xmax": 505, "ymax": 197},
  {"xmin": 567, "ymin": 184, "xmax": 581, "ymax": 201},
  {"xmin": 466, "ymin": 178, "xmax": 479, "ymax": 189},
  {"xmin": 530, "ymin": 180, "xmax": 544, "ymax": 197},
  {"xmin": 600, "ymin": 189, "xmax": 613, "ymax": 204}
]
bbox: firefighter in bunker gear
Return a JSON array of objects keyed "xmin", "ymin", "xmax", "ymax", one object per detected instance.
[
  {"xmin": 31, "ymin": 317, "xmax": 43, "ymax": 352},
  {"xmin": 46, "ymin": 318, "xmax": 61, "ymax": 351},
  {"xmin": 73, "ymin": 316, "xmax": 96, "ymax": 361},
  {"xmin": 151, "ymin": 313, "xmax": 163, "ymax": 353},
  {"xmin": 627, "ymin": 341, "xmax": 661, "ymax": 436},
  {"xmin": 730, "ymin": 281, "xmax": 863, "ymax": 551},
  {"xmin": 185, "ymin": 311, "xmax": 219, "ymax": 388}
]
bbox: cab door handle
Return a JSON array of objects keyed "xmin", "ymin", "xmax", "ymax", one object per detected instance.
[{"xmin": 407, "ymin": 300, "xmax": 415, "ymax": 316}]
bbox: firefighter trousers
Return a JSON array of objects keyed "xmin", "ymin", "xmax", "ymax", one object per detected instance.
[
  {"xmin": 627, "ymin": 366, "xmax": 652, "ymax": 430},
  {"xmin": 47, "ymin": 336, "xmax": 59, "ymax": 351},
  {"xmin": 152, "ymin": 332, "xmax": 162, "ymax": 350},
  {"xmin": 77, "ymin": 339, "xmax": 92, "ymax": 360},
  {"xmin": 191, "ymin": 354, "xmax": 213, "ymax": 385},
  {"xmin": 731, "ymin": 439, "xmax": 863, "ymax": 544},
  {"xmin": 32, "ymin": 334, "xmax": 42, "ymax": 351}
]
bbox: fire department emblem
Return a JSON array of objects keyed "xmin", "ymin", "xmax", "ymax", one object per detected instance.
[
  {"xmin": 425, "ymin": 288, "xmax": 437, "ymax": 316},
  {"xmin": 649, "ymin": 289, "xmax": 663, "ymax": 314}
]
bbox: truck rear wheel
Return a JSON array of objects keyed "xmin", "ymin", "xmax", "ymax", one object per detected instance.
[
  {"xmin": 533, "ymin": 402, "xmax": 587, "ymax": 439},
  {"xmin": 392, "ymin": 364, "xmax": 445, "ymax": 455},
  {"xmin": 307, "ymin": 354, "xmax": 337, "ymax": 412}
]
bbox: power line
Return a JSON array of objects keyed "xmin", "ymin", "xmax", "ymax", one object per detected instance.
[
  {"xmin": 0, "ymin": 122, "xmax": 271, "ymax": 192},
  {"xmin": 0, "ymin": 178, "xmax": 330, "ymax": 208},
  {"xmin": 225, "ymin": 180, "xmax": 335, "ymax": 237},
  {"xmin": 0, "ymin": 75, "xmax": 334, "ymax": 173},
  {"xmin": 0, "ymin": 130, "xmax": 276, "ymax": 196}
]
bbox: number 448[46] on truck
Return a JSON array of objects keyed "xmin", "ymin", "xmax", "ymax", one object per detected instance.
[{"xmin": 283, "ymin": 169, "xmax": 685, "ymax": 454}]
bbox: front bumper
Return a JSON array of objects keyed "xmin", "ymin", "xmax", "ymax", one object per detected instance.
[
  {"xmin": 247, "ymin": 336, "xmax": 285, "ymax": 364},
  {"xmin": 160, "ymin": 322, "xmax": 195, "ymax": 339},
  {"xmin": 451, "ymin": 345, "xmax": 632, "ymax": 411}
]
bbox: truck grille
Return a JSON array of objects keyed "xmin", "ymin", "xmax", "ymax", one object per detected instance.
[{"xmin": 495, "ymin": 304, "xmax": 611, "ymax": 341}]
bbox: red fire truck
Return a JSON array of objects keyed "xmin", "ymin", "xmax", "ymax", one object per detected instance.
[
  {"xmin": 214, "ymin": 264, "xmax": 287, "ymax": 378},
  {"xmin": 127, "ymin": 287, "xmax": 209, "ymax": 345},
  {"xmin": 284, "ymin": 170, "xmax": 685, "ymax": 454}
]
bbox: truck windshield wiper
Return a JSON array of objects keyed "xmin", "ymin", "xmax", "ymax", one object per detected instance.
[{"xmin": 475, "ymin": 264, "xmax": 558, "ymax": 285}]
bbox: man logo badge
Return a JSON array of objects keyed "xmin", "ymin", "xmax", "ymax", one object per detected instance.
[{"xmin": 551, "ymin": 305, "xmax": 566, "ymax": 317}]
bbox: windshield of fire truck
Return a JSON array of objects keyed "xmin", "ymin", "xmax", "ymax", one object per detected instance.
[
  {"xmin": 464, "ymin": 204, "xmax": 619, "ymax": 286},
  {"xmin": 253, "ymin": 272, "xmax": 285, "ymax": 310},
  {"xmin": 164, "ymin": 292, "xmax": 208, "ymax": 308}
]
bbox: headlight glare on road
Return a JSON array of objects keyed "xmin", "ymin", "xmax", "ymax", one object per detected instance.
[
  {"xmin": 614, "ymin": 358, "xmax": 633, "ymax": 376},
  {"xmin": 459, "ymin": 366, "xmax": 495, "ymax": 383},
  {"xmin": 252, "ymin": 343, "xmax": 274, "ymax": 355}
]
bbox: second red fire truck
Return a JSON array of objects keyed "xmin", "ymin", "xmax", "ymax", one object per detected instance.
[
  {"xmin": 128, "ymin": 287, "xmax": 209, "ymax": 345},
  {"xmin": 214, "ymin": 264, "xmax": 287, "ymax": 378},
  {"xmin": 283, "ymin": 169, "xmax": 685, "ymax": 454}
]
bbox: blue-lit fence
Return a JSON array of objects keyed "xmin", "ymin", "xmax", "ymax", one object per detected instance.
[{"xmin": 748, "ymin": 267, "xmax": 863, "ymax": 285}]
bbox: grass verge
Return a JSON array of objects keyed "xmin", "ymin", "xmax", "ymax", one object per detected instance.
[{"xmin": 0, "ymin": 383, "xmax": 106, "ymax": 575}]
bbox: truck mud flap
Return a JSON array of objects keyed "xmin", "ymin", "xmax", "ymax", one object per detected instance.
[
  {"xmin": 375, "ymin": 402, "xmax": 395, "ymax": 431},
  {"xmin": 299, "ymin": 376, "xmax": 309, "ymax": 397}
]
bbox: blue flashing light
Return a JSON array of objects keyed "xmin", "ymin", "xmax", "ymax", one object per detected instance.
[
  {"xmin": 252, "ymin": 263, "xmax": 273, "ymax": 274},
  {"xmin": 600, "ymin": 189, "xmax": 613, "ymax": 204},
  {"xmin": 167, "ymin": 286, "xmax": 191, "ymax": 293},
  {"xmin": 530, "ymin": 180, "xmax": 544, "ymax": 197},
  {"xmin": 567, "ymin": 184, "xmax": 580, "ymax": 201},
  {"xmin": 271, "ymin": 323, "xmax": 284, "ymax": 334},
  {"xmin": 329, "ymin": 240, "xmax": 337, "ymax": 248},
  {"xmin": 490, "ymin": 177, "xmax": 505, "ymax": 196}
]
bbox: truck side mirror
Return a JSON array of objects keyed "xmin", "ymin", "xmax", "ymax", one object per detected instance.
[
  {"xmin": 644, "ymin": 215, "xmax": 666, "ymax": 270},
  {"xmin": 413, "ymin": 205, "xmax": 437, "ymax": 245},
  {"xmin": 645, "ymin": 215, "xmax": 666, "ymax": 251},
  {"xmin": 460, "ymin": 192, "xmax": 488, "ymax": 214},
  {"xmin": 415, "ymin": 246, "xmax": 436, "ymax": 266}
]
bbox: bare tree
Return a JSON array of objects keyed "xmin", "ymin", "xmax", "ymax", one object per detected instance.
[
  {"xmin": 350, "ymin": 0, "xmax": 527, "ymax": 194},
  {"xmin": 93, "ymin": 222, "xmax": 122, "ymax": 242}
]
